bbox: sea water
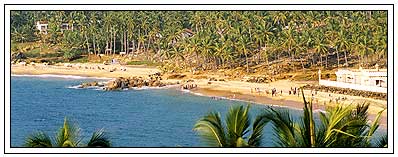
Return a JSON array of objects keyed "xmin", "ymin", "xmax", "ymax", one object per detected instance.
[{"xmin": 10, "ymin": 76, "xmax": 386, "ymax": 147}]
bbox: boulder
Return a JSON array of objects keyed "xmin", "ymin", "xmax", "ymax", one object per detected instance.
[{"xmin": 11, "ymin": 52, "xmax": 27, "ymax": 61}]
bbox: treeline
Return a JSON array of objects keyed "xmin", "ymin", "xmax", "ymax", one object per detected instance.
[{"xmin": 11, "ymin": 11, "xmax": 387, "ymax": 71}]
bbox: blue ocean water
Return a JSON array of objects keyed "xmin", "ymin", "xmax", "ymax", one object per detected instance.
[{"xmin": 10, "ymin": 76, "xmax": 386, "ymax": 147}]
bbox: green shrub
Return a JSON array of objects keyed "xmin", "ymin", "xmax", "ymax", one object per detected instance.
[
  {"xmin": 63, "ymin": 48, "xmax": 82, "ymax": 61},
  {"xmin": 70, "ymin": 56, "xmax": 89, "ymax": 63},
  {"xmin": 127, "ymin": 60, "xmax": 159, "ymax": 66}
]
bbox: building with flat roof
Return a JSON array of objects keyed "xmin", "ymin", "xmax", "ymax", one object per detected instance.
[
  {"xmin": 334, "ymin": 65, "xmax": 387, "ymax": 88},
  {"xmin": 319, "ymin": 64, "xmax": 387, "ymax": 93},
  {"xmin": 36, "ymin": 21, "xmax": 48, "ymax": 34}
]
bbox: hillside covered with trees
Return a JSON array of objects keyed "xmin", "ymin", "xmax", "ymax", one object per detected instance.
[{"xmin": 11, "ymin": 11, "xmax": 387, "ymax": 74}]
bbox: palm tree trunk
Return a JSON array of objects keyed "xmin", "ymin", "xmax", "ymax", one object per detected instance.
[
  {"xmin": 336, "ymin": 46, "xmax": 339, "ymax": 68},
  {"xmin": 311, "ymin": 54, "xmax": 315, "ymax": 66},
  {"xmin": 344, "ymin": 50, "xmax": 348, "ymax": 67},
  {"xmin": 120, "ymin": 34, "xmax": 123, "ymax": 53},
  {"xmin": 85, "ymin": 33, "xmax": 90, "ymax": 56},
  {"xmin": 109, "ymin": 33, "xmax": 112, "ymax": 55},
  {"xmin": 320, "ymin": 55, "xmax": 323, "ymax": 68},
  {"xmin": 126, "ymin": 32, "xmax": 129, "ymax": 55},
  {"xmin": 113, "ymin": 31, "xmax": 116, "ymax": 56},
  {"xmin": 124, "ymin": 31, "xmax": 127, "ymax": 54},
  {"xmin": 245, "ymin": 52, "xmax": 249, "ymax": 73},
  {"xmin": 132, "ymin": 40, "xmax": 136, "ymax": 52},
  {"xmin": 325, "ymin": 53, "xmax": 328, "ymax": 68},
  {"xmin": 300, "ymin": 57, "xmax": 305, "ymax": 72},
  {"xmin": 92, "ymin": 37, "xmax": 96, "ymax": 56}
]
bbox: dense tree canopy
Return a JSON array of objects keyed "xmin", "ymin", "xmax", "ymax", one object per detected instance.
[{"xmin": 11, "ymin": 11, "xmax": 387, "ymax": 70}]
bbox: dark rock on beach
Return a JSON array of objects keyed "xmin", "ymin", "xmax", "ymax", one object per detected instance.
[
  {"xmin": 79, "ymin": 81, "xmax": 99, "ymax": 88},
  {"xmin": 302, "ymin": 84, "xmax": 387, "ymax": 100},
  {"xmin": 11, "ymin": 52, "xmax": 27, "ymax": 62}
]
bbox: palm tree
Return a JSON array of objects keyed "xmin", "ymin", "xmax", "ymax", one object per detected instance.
[
  {"xmin": 193, "ymin": 105, "xmax": 269, "ymax": 147},
  {"xmin": 314, "ymin": 37, "xmax": 328, "ymax": 68},
  {"xmin": 24, "ymin": 117, "xmax": 111, "ymax": 147},
  {"xmin": 258, "ymin": 89, "xmax": 386, "ymax": 147}
]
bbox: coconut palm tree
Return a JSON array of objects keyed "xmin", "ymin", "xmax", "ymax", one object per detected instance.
[
  {"xmin": 258, "ymin": 89, "xmax": 386, "ymax": 147},
  {"xmin": 193, "ymin": 105, "xmax": 269, "ymax": 147},
  {"xmin": 24, "ymin": 117, "xmax": 111, "ymax": 147}
]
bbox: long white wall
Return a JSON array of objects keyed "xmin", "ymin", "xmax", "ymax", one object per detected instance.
[{"xmin": 319, "ymin": 80, "xmax": 387, "ymax": 93}]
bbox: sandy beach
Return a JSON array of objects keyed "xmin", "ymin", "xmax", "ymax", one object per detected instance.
[
  {"xmin": 11, "ymin": 62, "xmax": 161, "ymax": 78},
  {"xmin": 11, "ymin": 62, "xmax": 387, "ymax": 126}
]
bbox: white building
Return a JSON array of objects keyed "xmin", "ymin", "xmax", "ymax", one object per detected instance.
[
  {"xmin": 36, "ymin": 21, "xmax": 48, "ymax": 34},
  {"xmin": 335, "ymin": 66, "xmax": 387, "ymax": 88},
  {"xmin": 60, "ymin": 23, "xmax": 74, "ymax": 32},
  {"xmin": 319, "ymin": 65, "xmax": 387, "ymax": 93}
]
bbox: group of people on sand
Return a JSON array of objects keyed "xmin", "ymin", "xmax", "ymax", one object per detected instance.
[
  {"xmin": 63, "ymin": 62, "xmax": 127, "ymax": 73},
  {"xmin": 271, "ymin": 88, "xmax": 282, "ymax": 97},
  {"xmin": 289, "ymin": 87, "xmax": 300, "ymax": 96},
  {"xmin": 181, "ymin": 83, "xmax": 197, "ymax": 90},
  {"xmin": 250, "ymin": 87, "xmax": 282, "ymax": 97}
]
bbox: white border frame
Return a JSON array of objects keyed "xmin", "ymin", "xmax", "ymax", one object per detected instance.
[{"xmin": 2, "ymin": 3, "xmax": 396, "ymax": 155}]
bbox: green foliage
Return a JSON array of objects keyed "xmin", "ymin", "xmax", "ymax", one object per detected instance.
[
  {"xmin": 70, "ymin": 56, "xmax": 89, "ymax": 63},
  {"xmin": 87, "ymin": 129, "xmax": 112, "ymax": 147},
  {"xmin": 62, "ymin": 48, "xmax": 82, "ymax": 61},
  {"xmin": 194, "ymin": 105, "xmax": 269, "ymax": 147},
  {"xmin": 11, "ymin": 11, "xmax": 387, "ymax": 69},
  {"xmin": 24, "ymin": 117, "xmax": 111, "ymax": 148},
  {"xmin": 195, "ymin": 89, "xmax": 387, "ymax": 148},
  {"xmin": 258, "ymin": 89, "xmax": 387, "ymax": 148},
  {"xmin": 126, "ymin": 60, "xmax": 159, "ymax": 66},
  {"xmin": 24, "ymin": 132, "xmax": 53, "ymax": 147}
]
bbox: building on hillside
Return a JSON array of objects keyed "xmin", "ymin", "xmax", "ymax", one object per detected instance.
[
  {"xmin": 36, "ymin": 21, "xmax": 48, "ymax": 34},
  {"xmin": 318, "ymin": 64, "xmax": 387, "ymax": 93},
  {"xmin": 60, "ymin": 23, "xmax": 74, "ymax": 32},
  {"xmin": 334, "ymin": 65, "xmax": 387, "ymax": 88},
  {"xmin": 36, "ymin": 21, "xmax": 75, "ymax": 34}
]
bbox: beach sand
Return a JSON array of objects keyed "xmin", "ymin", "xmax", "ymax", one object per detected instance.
[
  {"xmin": 11, "ymin": 63, "xmax": 387, "ymax": 126},
  {"xmin": 11, "ymin": 63, "xmax": 161, "ymax": 78}
]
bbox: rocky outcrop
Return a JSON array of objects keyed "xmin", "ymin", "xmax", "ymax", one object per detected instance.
[
  {"xmin": 79, "ymin": 73, "xmax": 173, "ymax": 91},
  {"xmin": 11, "ymin": 52, "xmax": 27, "ymax": 62},
  {"xmin": 243, "ymin": 75, "xmax": 274, "ymax": 83},
  {"xmin": 166, "ymin": 73, "xmax": 186, "ymax": 79},
  {"xmin": 78, "ymin": 81, "xmax": 103, "ymax": 88},
  {"xmin": 104, "ymin": 76, "xmax": 167, "ymax": 90},
  {"xmin": 303, "ymin": 84, "xmax": 387, "ymax": 100}
]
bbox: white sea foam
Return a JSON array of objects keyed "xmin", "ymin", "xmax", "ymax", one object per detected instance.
[
  {"xmin": 12, "ymin": 74, "xmax": 111, "ymax": 80},
  {"xmin": 67, "ymin": 85, "xmax": 104, "ymax": 90},
  {"xmin": 67, "ymin": 85, "xmax": 82, "ymax": 89}
]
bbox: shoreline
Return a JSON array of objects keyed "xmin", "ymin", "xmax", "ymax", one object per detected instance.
[{"xmin": 11, "ymin": 63, "xmax": 387, "ymax": 126}]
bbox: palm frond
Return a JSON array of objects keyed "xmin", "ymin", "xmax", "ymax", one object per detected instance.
[
  {"xmin": 247, "ymin": 114, "xmax": 270, "ymax": 147},
  {"xmin": 24, "ymin": 131, "xmax": 53, "ymax": 147},
  {"xmin": 367, "ymin": 108, "xmax": 385, "ymax": 140},
  {"xmin": 236, "ymin": 137, "xmax": 249, "ymax": 147},
  {"xmin": 226, "ymin": 105, "xmax": 250, "ymax": 146},
  {"xmin": 193, "ymin": 112, "xmax": 227, "ymax": 147},
  {"xmin": 299, "ymin": 88, "xmax": 315, "ymax": 147},
  {"xmin": 323, "ymin": 105, "xmax": 354, "ymax": 145},
  {"xmin": 372, "ymin": 134, "xmax": 387, "ymax": 148},
  {"xmin": 261, "ymin": 107, "xmax": 297, "ymax": 147},
  {"xmin": 87, "ymin": 129, "xmax": 111, "ymax": 147},
  {"xmin": 55, "ymin": 117, "xmax": 81, "ymax": 147}
]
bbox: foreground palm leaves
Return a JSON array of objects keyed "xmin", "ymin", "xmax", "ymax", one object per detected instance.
[
  {"xmin": 258, "ymin": 88, "xmax": 387, "ymax": 147},
  {"xmin": 25, "ymin": 117, "xmax": 111, "ymax": 147},
  {"xmin": 193, "ymin": 105, "xmax": 269, "ymax": 147}
]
